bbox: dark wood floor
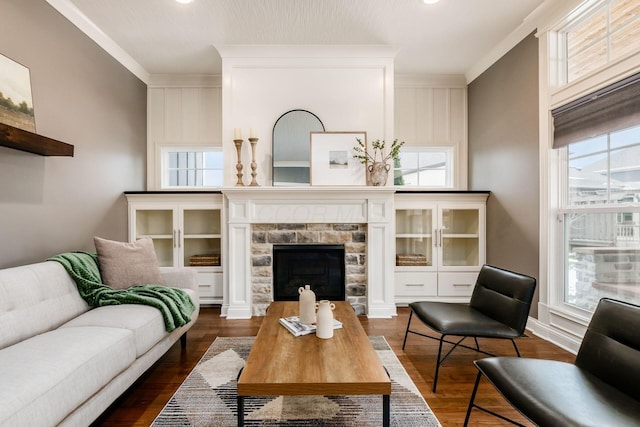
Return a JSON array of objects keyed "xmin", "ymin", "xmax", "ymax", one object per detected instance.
[{"xmin": 92, "ymin": 306, "xmax": 575, "ymax": 426}]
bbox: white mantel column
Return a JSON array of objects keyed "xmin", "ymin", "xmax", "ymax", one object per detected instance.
[
  {"xmin": 366, "ymin": 195, "xmax": 397, "ymax": 318},
  {"xmin": 223, "ymin": 196, "xmax": 253, "ymax": 319}
]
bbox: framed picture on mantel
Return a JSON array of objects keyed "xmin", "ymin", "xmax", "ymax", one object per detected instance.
[
  {"xmin": 310, "ymin": 131, "xmax": 367, "ymax": 186},
  {"xmin": 0, "ymin": 53, "xmax": 36, "ymax": 133}
]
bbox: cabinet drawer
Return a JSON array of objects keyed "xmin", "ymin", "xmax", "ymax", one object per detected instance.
[
  {"xmin": 395, "ymin": 271, "xmax": 437, "ymax": 297},
  {"xmin": 438, "ymin": 272, "xmax": 478, "ymax": 296},
  {"xmin": 197, "ymin": 271, "xmax": 223, "ymax": 297}
]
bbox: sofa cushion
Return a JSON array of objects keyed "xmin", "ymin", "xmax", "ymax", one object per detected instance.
[
  {"xmin": 60, "ymin": 288, "xmax": 196, "ymax": 357},
  {"xmin": 0, "ymin": 326, "xmax": 136, "ymax": 427},
  {"xmin": 61, "ymin": 304, "xmax": 166, "ymax": 357},
  {"xmin": 0, "ymin": 261, "xmax": 89, "ymax": 350},
  {"xmin": 94, "ymin": 236, "xmax": 164, "ymax": 289}
]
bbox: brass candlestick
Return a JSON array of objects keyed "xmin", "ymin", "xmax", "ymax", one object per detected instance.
[
  {"xmin": 248, "ymin": 137, "xmax": 259, "ymax": 186},
  {"xmin": 234, "ymin": 139, "xmax": 244, "ymax": 186}
]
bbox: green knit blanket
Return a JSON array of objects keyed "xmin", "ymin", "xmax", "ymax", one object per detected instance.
[{"xmin": 49, "ymin": 252, "xmax": 195, "ymax": 332}]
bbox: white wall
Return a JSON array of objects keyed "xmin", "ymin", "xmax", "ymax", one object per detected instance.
[
  {"xmin": 145, "ymin": 48, "xmax": 470, "ymax": 190},
  {"xmin": 395, "ymin": 74, "xmax": 468, "ymax": 188},
  {"xmin": 147, "ymin": 75, "xmax": 222, "ymax": 190},
  {"xmin": 219, "ymin": 45, "xmax": 396, "ymax": 186}
]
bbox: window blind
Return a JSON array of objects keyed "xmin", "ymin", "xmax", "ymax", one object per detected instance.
[{"xmin": 551, "ymin": 72, "xmax": 640, "ymax": 148}]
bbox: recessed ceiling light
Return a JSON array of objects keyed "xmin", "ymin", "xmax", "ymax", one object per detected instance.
[
  {"xmin": 422, "ymin": 0, "xmax": 441, "ymax": 4},
  {"xmin": 176, "ymin": 0, "xmax": 194, "ymax": 4}
]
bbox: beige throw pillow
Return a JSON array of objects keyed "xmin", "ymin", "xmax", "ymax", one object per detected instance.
[{"xmin": 94, "ymin": 236, "xmax": 164, "ymax": 289}]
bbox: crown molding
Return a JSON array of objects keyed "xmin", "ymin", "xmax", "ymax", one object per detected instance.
[
  {"xmin": 216, "ymin": 44, "xmax": 399, "ymax": 61},
  {"xmin": 395, "ymin": 74, "xmax": 467, "ymax": 88},
  {"xmin": 147, "ymin": 74, "xmax": 222, "ymax": 88},
  {"xmin": 465, "ymin": 0, "xmax": 580, "ymax": 84}
]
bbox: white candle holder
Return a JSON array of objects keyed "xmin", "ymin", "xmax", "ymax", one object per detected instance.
[
  {"xmin": 234, "ymin": 139, "xmax": 244, "ymax": 186},
  {"xmin": 248, "ymin": 137, "xmax": 259, "ymax": 186}
]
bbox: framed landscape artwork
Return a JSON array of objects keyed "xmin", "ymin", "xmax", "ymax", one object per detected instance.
[
  {"xmin": 310, "ymin": 131, "xmax": 367, "ymax": 186},
  {"xmin": 0, "ymin": 53, "xmax": 35, "ymax": 132}
]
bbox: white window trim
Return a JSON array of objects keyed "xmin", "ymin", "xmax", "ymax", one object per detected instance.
[{"xmin": 157, "ymin": 142, "xmax": 223, "ymax": 190}]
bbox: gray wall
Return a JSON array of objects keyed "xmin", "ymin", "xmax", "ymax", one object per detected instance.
[
  {"xmin": 0, "ymin": 0, "xmax": 147, "ymax": 268},
  {"xmin": 468, "ymin": 33, "xmax": 540, "ymax": 316}
]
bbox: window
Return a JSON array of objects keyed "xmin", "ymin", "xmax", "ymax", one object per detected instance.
[
  {"xmin": 393, "ymin": 147, "xmax": 453, "ymax": 188},
  {"xmin": 162, "ymin": 148, "xmax": 223, "ymax": 189},
  {"xmin": 549, "ymin": 0, "xmax": 640, "ymax": 318},
  {"xmin": 562, "ymin": 124, "xmax": 640, "ymax": 311},
  {"xmin": 567, "ymin": 125, "xmax": 640, "ymax": 206},
  {"xmin": 565, "ymin": 0, "xmax": 640, "ymax": 83}
]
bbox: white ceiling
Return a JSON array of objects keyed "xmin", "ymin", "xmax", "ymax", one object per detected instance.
[{"xmin": 53, "ymin": 0, "xmax": 546, "ymax": 79}]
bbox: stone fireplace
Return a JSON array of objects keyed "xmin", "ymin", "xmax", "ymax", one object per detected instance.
[
  {"xmin": 222, "ymin": 187, "xmax": 396, "ymax": 319},
  {"xmin": 252, "ymin": 224, "xmax": 366, "ymax": 315}
]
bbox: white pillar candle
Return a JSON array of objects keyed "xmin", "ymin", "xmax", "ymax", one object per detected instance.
[
  {"xmin": 234, "ymin": 128, "xmax": 242, "ymax": 139},
  {"xmin": 250, "ymin": 128, "xmax": 257, "ymax": 139}
]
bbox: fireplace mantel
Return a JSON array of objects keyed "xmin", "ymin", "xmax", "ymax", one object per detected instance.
[
  {"xmin": 223, "ymin": 186, "xmax": 396, "ymax": 224},
  {"xmin": 222, "ymin": 187, "xmax": 397, "ymax": 319}
]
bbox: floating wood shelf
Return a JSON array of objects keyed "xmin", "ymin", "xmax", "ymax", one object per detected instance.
[{"xmin": 0, "ymin": 122, "xmax": 74, "ymax": 156}]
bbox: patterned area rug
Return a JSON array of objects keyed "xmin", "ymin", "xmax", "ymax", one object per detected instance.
[{"xmin": 152, "ymin": 336, "xmax": 441, "ymax": 426}]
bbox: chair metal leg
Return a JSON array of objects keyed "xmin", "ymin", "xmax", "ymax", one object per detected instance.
[
  {"xmin": 511, "ymin": 339, "xmax": 521, "ymax": 357},
  {"xmin": 402, "ymin": 307, "xmax": 525, "ymax": 393},
  {"xmin": 433, "ymin": 335, "xmax": 467, "ymax": 392},
  {"xmin": 463, "ymin": 371, "xmax": 483, "ymax": 426},
  {"xmin": 464, "ymin": 370, "xmax": 527, "ymax": 427},
  {"xmin": 433, "ymin": 335, "xmax": 445, "ymax": 392},
  {"xmin": 402, "ymin": 310, "xmax": 414, "ymax": 350}
]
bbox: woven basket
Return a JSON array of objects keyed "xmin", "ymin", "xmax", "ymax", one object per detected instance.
[
  {"xmin": 189, "ymin": 254, "xmax": 221, "ymax": 267},
  {"xmin": 396, "ymin": 254, "xmax": 427, "ymax": 266}
]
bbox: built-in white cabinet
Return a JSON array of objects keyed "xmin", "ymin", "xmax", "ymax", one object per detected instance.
[
  {"xmin": 125, "ymin": 190, "xmax": 487, "ymax": 310},
  {"xmin": 125, "ymin": 192, "xmax": 224, "ymax": 304},
  {"xmin": 394, "ymin": 192, "xmax": 488, "ymax": 304}
]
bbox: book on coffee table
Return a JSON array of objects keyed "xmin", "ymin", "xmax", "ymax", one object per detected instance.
[{"xmin": 279, "ymin": 315, "xmax": 343, "ymax": 337}]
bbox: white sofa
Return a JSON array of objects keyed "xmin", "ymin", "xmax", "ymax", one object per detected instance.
[{"xmin": 0, "ymin": 260, "xmax": 200, "ymax": 427}]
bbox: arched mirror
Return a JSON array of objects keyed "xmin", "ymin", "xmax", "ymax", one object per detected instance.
[{"xmin": 272, "ymin": 109, "xmax": 325, "ymax": 186}]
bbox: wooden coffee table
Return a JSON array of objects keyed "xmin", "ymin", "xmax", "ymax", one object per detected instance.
[{"xmin": 237, "ymin": 301, "xmax": 391, "ymax": 426}]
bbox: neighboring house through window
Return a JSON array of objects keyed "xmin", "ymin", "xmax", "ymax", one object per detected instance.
[{"xmin": 562, "ymin": 124, "xmax": 640, "ymax": 311}]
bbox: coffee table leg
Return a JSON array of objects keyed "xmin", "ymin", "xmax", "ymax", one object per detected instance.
[
  {"xmin": 383, "ymin": 394, "xmax": 390, "ymax": 427},
  {"xmin": 383, "ymin": 366, "xmax": 390, "ymax": 427},
  {"xmin": 237, "ymin": 396, "xmax": 244, "ymax": 427},
  {"xmin": 236, "ymin": 368, "xmax": 244, "ymax": 427}
]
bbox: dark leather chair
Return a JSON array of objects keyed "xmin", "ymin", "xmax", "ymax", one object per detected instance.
[
  {"xmin": 402, "ymin": 264, "xmax": 536, "ymax": 392},
  {"xmin": 464, "ymin": 298, "xmax": 640, "ymax": 426}
]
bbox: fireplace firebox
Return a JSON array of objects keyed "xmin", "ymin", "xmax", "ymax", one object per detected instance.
[{"xmin": 273, "ymin": 244, "xmax": 346, "ymax": 301}]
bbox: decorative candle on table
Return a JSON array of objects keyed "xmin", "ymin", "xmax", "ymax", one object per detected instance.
[
  {"xmin": 248, "ymin": 128, "xmax": 259, "ymax": 186},
  {"xmin": 233, "ymin": 128, "xmax": 244, "ymax": 186}
]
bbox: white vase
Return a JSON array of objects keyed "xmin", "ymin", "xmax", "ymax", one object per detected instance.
[
  {"xmin": 368, "ymin": 161, "xmax": 390, "ymax": 186},
  {"xmin": 298, "ymin": 285, "xmax": 316, "ymax": 324},
  {"xmin": 315, "ymin": 300, "xmax": 336, "ymax": 339}
]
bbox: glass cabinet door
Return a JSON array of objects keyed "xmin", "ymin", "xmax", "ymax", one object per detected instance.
[
  {"xmin": 440, "ymin": 208, "xmax": 480, "ymax": 268},
  {"xmin": 395, "ymin": 208, "xmax": 433, "ymax": 267},
  {"xmin": 134, "ymin": 209, "xmax": 175, "ymax": 267},
  {"xmin": 182, "ymin": 208, "xmax": 222, "ymax": 269}
]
